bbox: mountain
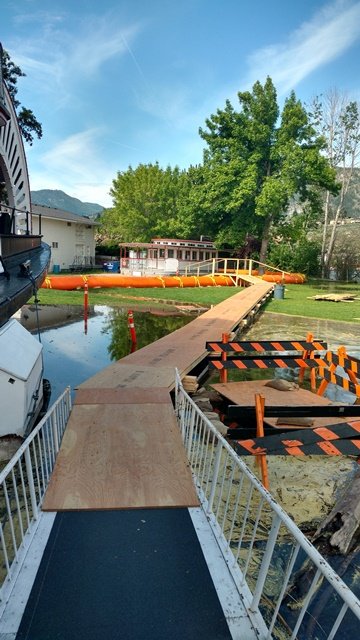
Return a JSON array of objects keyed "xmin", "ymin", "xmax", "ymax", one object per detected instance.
[{"xmin": 31, "ymin": 189, "xmax": 104, "ymax": 218}]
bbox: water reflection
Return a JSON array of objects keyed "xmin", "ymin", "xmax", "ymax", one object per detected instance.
[
  {"xmin": 33, "ymin": 305, "xmax": 193, "ymax": 400},
  {"xmin": 101, "ymin": 307, "xmax": 194, "ymax": 360}
]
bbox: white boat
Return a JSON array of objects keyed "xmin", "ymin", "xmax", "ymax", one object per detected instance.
[{"xmin": 0, "ymin": 43, "xmax": 51, "ymax": 438}]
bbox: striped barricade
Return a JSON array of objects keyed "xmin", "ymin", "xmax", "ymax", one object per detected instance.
[{"xmin": 232, "ymin": 419, "xmax": 360, "ymax": 457}]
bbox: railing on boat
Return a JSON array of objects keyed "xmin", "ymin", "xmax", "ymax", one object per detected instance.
[
  {"xmin": 0, "ymin": 387, "xmax": 72, "ymax": 606},
  {"xmin": 175, "ymin": 370, "xmax": 360, "ymax": 639}
]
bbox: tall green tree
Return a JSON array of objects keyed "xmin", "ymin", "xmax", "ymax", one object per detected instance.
[
  {"xmin": 100, "ymin": 163, "xmax": 192, "ymax": 244},
  {"xmin": 189, "ymin": 77, "xmax": 338, "ymax": 263},
  {"xmin": 309, "ymin": 90, "xmax": 360, "ymax": 277},
  {"xmin": 1, "ymin": 46, "xmax": 42, "ymax": 145}
]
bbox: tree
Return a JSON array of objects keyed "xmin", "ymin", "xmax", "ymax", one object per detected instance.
[
  {"xmin": 189, "ymin": 77, "xmax": 338, "ymax": 263},
  {"xmin": 309, "ymin": 90, "xmax": 360, "ymax": 277},
  {"xmin": 1, "ymin": 47, "xmax": 42, "ymax": 145},
  {"xmin": 268, "ymin": 213, "xmax": 322, "ymax": 275},
  {"xmin": 100, "ymin": 163, "xmax": 193, "ymax": 244}
]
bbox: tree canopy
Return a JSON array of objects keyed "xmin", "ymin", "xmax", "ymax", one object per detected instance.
[
  {"xmin": 1, "ymin": 47, "xmax": 42, "ymax": 145},
  {"xmin": 186, "ymin": 77, "xmax": 338, "ymax": 262},
  {"xmin": 100, "ymin": 78, "xmax": 339, "ymax": 264},
  {"xmin": 100, "ymin": 163, "xmax": 193, "ymax": 244}
]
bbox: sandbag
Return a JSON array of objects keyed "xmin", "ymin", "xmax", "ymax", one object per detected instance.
[{"xmin": 264, "ymin": 379, "xmax": 299, "ymax": 391}]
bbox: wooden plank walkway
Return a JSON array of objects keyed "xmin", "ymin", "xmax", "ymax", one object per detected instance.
[
  {"xmin": 211, "ymin": 379, "xmax": 355, "ymax": 429},
  {"xmin": 42, "ymin": 283, "xmax": 273, "ymax": 511}
]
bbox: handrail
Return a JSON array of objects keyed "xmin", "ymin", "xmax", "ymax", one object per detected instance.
[
  {"xmin": 184, "ymin": 257, "xmax": 291, "ymax": 278},
  {"xmin": 0, "ymin": 203, "xmax": 33, "ymax": 235},
  {"xmin": 175, "ymin": 370, "xmax": 360, "ymax": 638},
  {"xmin": 0, "ymin": 387, "xmax": 71, "ymax": 604}
]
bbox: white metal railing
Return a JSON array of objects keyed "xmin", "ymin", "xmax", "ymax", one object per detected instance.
[
  {"xmin": 184, "ymin": 257, "xmax": 291, "ymax": 279},
  {"xmin": 0, "ymin": 387, "xmax": 71, "ymax": 601},
  {"xmin": 175, "ymin": 370, "xmax": 360, "ymax": 639}
]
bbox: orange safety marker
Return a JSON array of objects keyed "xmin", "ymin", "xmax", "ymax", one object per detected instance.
[
  {"xmin": 220, "ymin": 332, "xmax": 229, "ymax": 383},
  {"xmin": 127, "ymin": 310, "xmax": 137, "ymax": 346},
  {"xmin": 84, "ymin": 282, "xmax": 89, "ymax": 335},
  {"xmin": 255, "ymin": 394, "xmax": 269, "ymax": 490},
  {"xmin": 299, "ymin": 332, "xmax": 313, "ymax": 384}
]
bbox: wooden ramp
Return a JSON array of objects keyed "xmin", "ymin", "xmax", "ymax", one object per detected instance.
[
  {"xmin": 43, "ymin": 284, "xmax": 274, "ymax": 511},
  {"xmin": 42, "ymin": 387, "xmax": 198, "ymax": 510},
  {"xmin": 211, "ymin": 380, "xmax": 355, "ymax": 430}
]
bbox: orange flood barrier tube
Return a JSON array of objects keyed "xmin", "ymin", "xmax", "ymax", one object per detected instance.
[
  {"xmin": 41, "ymin": 273, "xmax": 236, "ymax": 290},
  {"xmin": 261, "ymin": 273, "xmax": 306, "ymax": 284}
]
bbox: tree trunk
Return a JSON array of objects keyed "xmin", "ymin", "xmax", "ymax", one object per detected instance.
[
  {"xmin": 258, "ymin": 214, "xmax": 273, "ymax": 272},
  {"xmin": 321, "ymin": 191, "xmax": 331, "ymax": 278},
  {"xmin": 312, "ymin": 468, "xmax": 360, "ymax": 555}
]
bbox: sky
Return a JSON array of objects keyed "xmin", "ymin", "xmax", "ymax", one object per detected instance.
[{"xmin": 2, "ymin": 0, "xmax": 360, "ymax": 208}]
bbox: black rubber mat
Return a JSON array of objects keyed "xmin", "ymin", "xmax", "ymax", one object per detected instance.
[{"xmin": 16, "ymin": 509, "xmax": 232, "ymax": 639}]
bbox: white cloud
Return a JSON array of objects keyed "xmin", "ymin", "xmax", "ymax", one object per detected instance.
[
  {"xmin": 29, "ymin": 129, "xmax": 115, "ymax": 206},
  {"xmin": 8, "ymin": 11, "xmax": 142, "ymax": 91},
  {"xmin": 245, "ymin": 0, "xmax": 360, "ymax": 93}
]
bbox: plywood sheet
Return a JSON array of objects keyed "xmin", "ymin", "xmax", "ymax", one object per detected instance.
[
  {"xmin": 79, "ymin": 364, "xmax": 177, "ymax": 390},
  {"xmin": 81, "ymin": 284, "xmax": 273, "ymax": 390},
  {"xmin": 75, "ymin": 387, "xmax": 170, "ymax": 405},
  {"xmin": 42, "ymin": 402, "xmax": 199, "ymax": 511},
  {"xmin": 211, "ymin": 380, "xmax": 351, "ymax": 429}
]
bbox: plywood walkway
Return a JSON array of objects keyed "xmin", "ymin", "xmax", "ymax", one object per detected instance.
[
  {"xmin": 211, "ymin": 380, "xmax": 354, "ymax": 429},
  {"xmin": 42, "ymin": 283, "xmax": 273, "ymax": 511}
]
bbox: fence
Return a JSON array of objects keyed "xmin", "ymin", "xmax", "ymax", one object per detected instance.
[
  {"xmin": 184, "ymin": 257, "xmax": 290, "ymax": 279},
  {"xmin": 0, "ymin": 387, "xmax": 71, "ymax": 603},
  {"xmin": 175, "ymin": 370, "xmax": 360, "ymax": 639}
]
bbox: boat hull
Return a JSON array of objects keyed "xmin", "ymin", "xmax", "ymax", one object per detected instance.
[{"xmin": 0, "ymin": 241, "xmax": 51, "ymax": 327}]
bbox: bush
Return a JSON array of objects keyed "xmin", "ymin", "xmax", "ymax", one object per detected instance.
[{"xmin": 268, "ymin": 239, "xmax": 321, "ymax": 275}]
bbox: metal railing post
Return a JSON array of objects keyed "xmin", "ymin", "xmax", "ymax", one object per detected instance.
[
  {"xmin": 250, "ymin": 513, "xmax": 281, "ymax": 612},
  {"xmin": 207, "ymin": 441, "xmax": 222, "ymax": 513},
  {"xmin": 52, "ymin": 412, "xmax": 59, "ymax": 454},
  {"xmin": 25, "ymin": 447, "xmax": 38, "ymax": 520}
]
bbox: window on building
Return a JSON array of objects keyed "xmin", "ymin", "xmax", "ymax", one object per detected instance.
[
  {"xmin": 205, "ymin": 251, "xmax": 210, "ymax": 260},
  {"xmin": 199, "ymin": 251, "xmax": 204, "ymax": 260},
  {"xmin": 159, "ymin": 249, "xmax": 165, "ymax": 258},
  {"xmin": 192, "ymin": 251, "xmax": 197, "ymax": 260},
  {"xmin": 168, "ymin": 249, "xmax": 174, "ymax": 258},
  {"xmin": 185, "ymin": 250, "xmax": 191, "ymax": 260},
  {"xmin": 67, "ymin": 222, "xmax": 72, "ymax": 226},
  {"xmin": 52, "ymin": 242, "xmax": 58, "ymax": 248}
]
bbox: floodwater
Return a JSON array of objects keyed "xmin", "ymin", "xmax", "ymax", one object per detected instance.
[
  {"xmin": 19, "ymin": 304, "xmax": 194, "ymax": 400},
  {"xmin": 20, "ymin": 304, "xmax": 360, "ymax": 403}
]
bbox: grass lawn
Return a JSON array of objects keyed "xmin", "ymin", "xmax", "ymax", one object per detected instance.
[
  {"xmin": 32, "ymin": 279, "xmax": 360, "ymax": 323},
  {"xmin": 34, "ymin": 284, "xmax": 238, "ymax": 308},
  {"xmin": 266, "ymin": 281, "xmax": 360, "ymax": 323}
]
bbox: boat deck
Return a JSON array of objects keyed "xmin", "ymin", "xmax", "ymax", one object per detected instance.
[
  {"xmin": 4, "ymin": 283, "xmax": 274, "ymax": 639},
  {"xmin": 15, "ymin": 510, "xmax": 235, "ymax": 640},
  {"xmin": 0, "ymin": 240, "xmax": 51, "ymax": 326}
]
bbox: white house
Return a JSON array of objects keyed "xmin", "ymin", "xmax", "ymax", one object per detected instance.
[
  {"xmin": 31, "ymin": 204, "xmax": 99, "ymax": 272},
  {"xmin": 119, "ymin": 237, "xmax": 230, "ymax": 274}
]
